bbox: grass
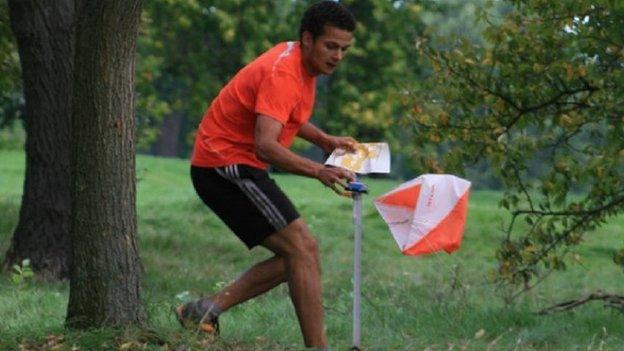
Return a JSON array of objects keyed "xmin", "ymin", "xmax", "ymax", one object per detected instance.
[{"xmin": 1, "ymin": 149, "xmax": 623, "ymax": 350}]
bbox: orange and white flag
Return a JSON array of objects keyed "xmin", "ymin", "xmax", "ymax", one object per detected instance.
[{"xmin": 374, "ymin": 174, "xmax": 471, "ymax": 256}]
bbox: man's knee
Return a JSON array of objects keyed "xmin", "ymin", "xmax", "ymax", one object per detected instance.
[
  {"xmin": 297, "ymin": 234, "xmax": 319, "ymax": 262},
  {"xmin": 289, "ymin": 235, "xmax": 319, "ymax": 271},
  {"xmin": 270, "ymin": 220, "xmax": 319, "ymax": 261},
  {"xmin": 287, "ymin": 221, "xmax": 318, "ymax": 257}
]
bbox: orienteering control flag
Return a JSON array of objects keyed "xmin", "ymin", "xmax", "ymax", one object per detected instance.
[{"xmin": 374, "ymin": 174, "xmax": 471, "ymax": 256}]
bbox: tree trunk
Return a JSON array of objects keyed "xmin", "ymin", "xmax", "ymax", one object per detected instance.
[
  {"xmin": 66, "ymin": 0, "xmax": 146, "ymax": 328},
  {"xmin": 3, "ymin": 0, "xmax": 74, "ymax": 279},
  {"xmin": 151, "ymin": 112, "xmax": 183, "ymax": 157}
]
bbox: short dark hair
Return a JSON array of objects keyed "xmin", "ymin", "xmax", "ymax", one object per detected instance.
[{"xmin": 299, "ymin": 1, "xmax": 356, "ymax": 40}]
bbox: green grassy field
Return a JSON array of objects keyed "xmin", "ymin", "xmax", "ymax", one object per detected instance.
[{"xmin": 1, "ymin": 149, "xmax": 623, "ymax": 350}]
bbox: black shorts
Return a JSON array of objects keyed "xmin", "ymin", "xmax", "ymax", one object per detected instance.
[{"xmin": 191, "ymin": 164, "xmax": 300, "ymax": 249}]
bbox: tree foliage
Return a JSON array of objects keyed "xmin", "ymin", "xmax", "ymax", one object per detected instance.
[
  {"xmin": 136, "ymin": 0, "xmax": 437, "ymax": 157},
  {"xmin": 409, "ymin": 0, "xmax": 624, "ymax": 297},
  {"xmin": 314, "ymin": 0, "xmax": 425, "ymax": 142},
  {"xmin": 3, "ymin": 0, "xmax": 466, "ymax": 165},
  {"xmin": 136, "ymin": 0, "xmax": 307, "ymax": 153}
]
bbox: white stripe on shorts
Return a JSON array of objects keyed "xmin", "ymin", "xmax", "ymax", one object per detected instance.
[
  {"xmin": 240, "ymin": 179, "xmax": 287, "ymax": 228},
  {"xmin": 215, "ymin": 165, "xmax": 288, "ymax": 230}
]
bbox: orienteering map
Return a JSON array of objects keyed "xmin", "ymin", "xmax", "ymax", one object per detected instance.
[{"xmin": 324, "ymin": 142, "xmax": 390, "ymax": 174}]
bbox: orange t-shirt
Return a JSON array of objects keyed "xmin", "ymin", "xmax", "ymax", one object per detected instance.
[{"xmin": 191, "ymin": 41, "xmax": 316, "ymax": 169}]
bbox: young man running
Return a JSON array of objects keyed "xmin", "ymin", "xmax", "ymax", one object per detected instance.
[{"xmin": 177, "ymin": 2, "xmax": 356, "ymax": 349}]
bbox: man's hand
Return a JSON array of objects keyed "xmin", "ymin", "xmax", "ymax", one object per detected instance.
[
  {"xmin": 316, "ymin": 166, "xmax": 356, "ymax": 196},
  {"xmin": 324, "ymin": 135, "xmax": 358, "ymax": 154},
  {"xmin": 296, "ymin": 123, "xmax": 358, "ymax": 154}
]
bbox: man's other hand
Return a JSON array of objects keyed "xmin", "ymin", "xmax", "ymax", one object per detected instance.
[{"xmin": 316, "ymin": 166, "xmax": 356, "ymax": 195}]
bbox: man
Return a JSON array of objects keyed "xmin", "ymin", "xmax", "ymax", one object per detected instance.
[{"xmin": 176, "ymin": 1, "xmax": 356, "ymax": 349}]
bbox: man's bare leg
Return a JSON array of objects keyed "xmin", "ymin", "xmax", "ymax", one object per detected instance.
[
  {"xmin": 201, "ymin": 219, "xmax": 325, "ymax": 348},
  {"xmin": 261, "ymin": 219, "xmax": 326, "ymax": 348},
  {"xmin": 207, "ymin": 255, "xmax": 287, "ymax": 311}
]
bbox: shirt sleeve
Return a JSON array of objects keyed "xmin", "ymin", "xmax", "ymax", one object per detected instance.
[{"xmin": 255, "ymin": 70, "xmax": 301, "ymax": 125}]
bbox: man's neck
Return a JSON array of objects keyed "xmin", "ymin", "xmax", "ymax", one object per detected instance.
[{"xmin": 299, "ymin": 41, "xmax": 318, "ymax": 77}]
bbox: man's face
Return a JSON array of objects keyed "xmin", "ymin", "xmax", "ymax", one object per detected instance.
[{"xmin": 301, "ymin": 25, "xmax": 353, "ymax": 76}]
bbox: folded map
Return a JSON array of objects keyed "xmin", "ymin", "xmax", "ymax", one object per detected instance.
[{"xmin": 324, "ymin": 142, "xmax": 390, "ymax": 174}]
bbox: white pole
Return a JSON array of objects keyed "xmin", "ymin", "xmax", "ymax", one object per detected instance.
[{"xmin": 352, "ymin": 193, "xmax": 362, "ymax": 350}]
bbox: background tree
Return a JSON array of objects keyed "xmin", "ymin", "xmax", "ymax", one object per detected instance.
[
  {"xmin": 135, "ymin": 0, "xmax": 440, "ymax": 169},
  {"xmin": 3, "ymin": 0, "xmax": 74, "ymax": 279},
  {"xmin": 136, "ymin": 0, "xmax": 306, "ymax": 157},
  {"xmin": 0, "ymin": 1, "xmax": 22, "ymax": 129},
  {"xmin": 66, "ymin": 0, "xmax": 145, "ymax": 328},
  {"xmin": 409, "ymin": 0, "xmax": 624, "ymax": 298}
]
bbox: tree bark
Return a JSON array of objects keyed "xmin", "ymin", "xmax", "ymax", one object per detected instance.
[
  {"xmin": 3, "ymin": 0, "xmax": 74, "ymax": 279},
  {"xmin": 66, "ymin": 0, "xmax": 146, "ymax": 328}
]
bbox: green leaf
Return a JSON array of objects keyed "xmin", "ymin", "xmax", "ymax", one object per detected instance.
[
  {"xmin": 12, "ymin": 264, "xmax": 21, "ymax": 274},
  {"xmin": 22, "ymin": 270, "xmax": 34, "ymax": 278}
]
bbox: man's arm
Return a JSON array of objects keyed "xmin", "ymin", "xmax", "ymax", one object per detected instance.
[
  {"xmin": 255, "ymin": 115, "xmax": 355, "ymax": 188},
  {"xmin": 298, "ymin": 122, "xmax": 357, "ymax": 153}
]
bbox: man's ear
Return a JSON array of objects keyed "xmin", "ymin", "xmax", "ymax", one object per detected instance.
[{"xmin": 301, "ymin": 30, "xmax": 313, "ymax": 49}]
